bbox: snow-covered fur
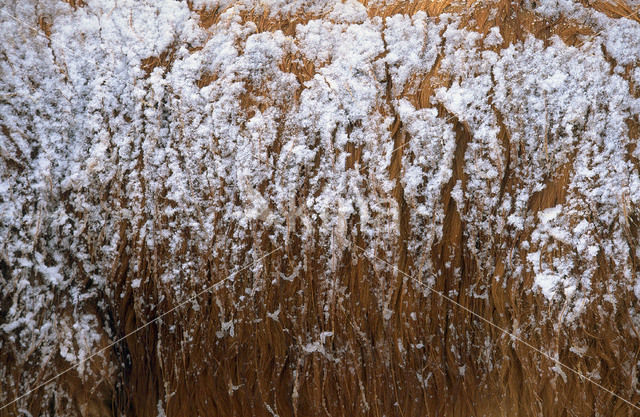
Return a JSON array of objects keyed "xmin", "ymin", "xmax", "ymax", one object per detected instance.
[{"xmin": 1, "ymin": 0, "xmax": 639, "ymax": 415}]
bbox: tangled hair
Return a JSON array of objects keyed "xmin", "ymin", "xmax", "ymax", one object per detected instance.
[{"xmin": 1, "ymin": 0, "xmax": 640, "ymax": 416}]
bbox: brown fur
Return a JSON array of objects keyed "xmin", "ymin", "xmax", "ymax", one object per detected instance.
[{"xmin": 2, "ymin": 1, "xmax": 640, "ymax": 416}]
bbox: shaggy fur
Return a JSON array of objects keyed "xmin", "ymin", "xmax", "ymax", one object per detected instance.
[{"xmin": 1, "ymin": 1, "xmax": 639, "ymax": 416}]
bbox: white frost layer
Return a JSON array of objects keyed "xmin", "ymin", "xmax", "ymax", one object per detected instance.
[{"xmin": 1, "ymin": 1, "xmax": 639, "ymax": 412}]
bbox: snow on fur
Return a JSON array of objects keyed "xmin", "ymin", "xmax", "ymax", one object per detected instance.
[{"xmin": 1, "ymin": 0, "xmax": 639, "ymax": 416}]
